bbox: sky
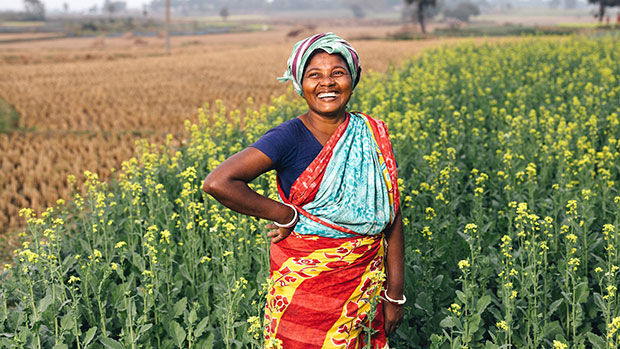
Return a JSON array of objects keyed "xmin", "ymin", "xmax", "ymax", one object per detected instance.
[{"xmin": 1, "ymin": 0, "xmax": 150, "ymax": 12}]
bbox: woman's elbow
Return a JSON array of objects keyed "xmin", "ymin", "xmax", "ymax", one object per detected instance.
[{"xmin": 202, "ymin": 173, "xmax": 220, "ymax": 196}]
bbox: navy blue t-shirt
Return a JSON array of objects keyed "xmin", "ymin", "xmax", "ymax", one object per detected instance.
[{"xmin": 250, "ymin": 118, "xmax": 323, "ymax": 199}]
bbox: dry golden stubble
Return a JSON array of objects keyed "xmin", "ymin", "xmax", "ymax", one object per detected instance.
[{"xmin": 0, "ymin": 131, "xmax": 156, "ymax": 229}]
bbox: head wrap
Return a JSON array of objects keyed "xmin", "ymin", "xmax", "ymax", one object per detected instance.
[{"xmin": 278, "ymin": 32, "xmax": 361, "ymax": 96}]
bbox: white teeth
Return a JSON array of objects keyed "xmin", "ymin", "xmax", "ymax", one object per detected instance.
[{"xmin": 318, "ymin": 92, "xmax": 337, "ymax": 99}]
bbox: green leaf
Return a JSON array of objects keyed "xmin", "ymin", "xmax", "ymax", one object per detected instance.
[
  {"xmin": 138, "ymin": 323, "xmax": 152, "ymax": 335},
  {"xmin": 188, "ymin": 308, "xmax": 197, "ymax": 325},
  {"xmin": 439, "ymin": 316, "xmax": 454, "ymax": 328},
  {"xmin": 61, "ymin": 313, "xmax": 73, "ymax": 331},
  {"xmin": 179, "ymin": 265, "xmax": 193, "ymax": 284},
  {"xmin": 52, "ymin": 343, "xmax": 69, "ymax": 349},
  {"xmin": 484, "ymin": 341, "xmax": 499, "ymax": 349},
  {"xmin": 586, "ymin": 331, "xmax": 606, "ymax": 349},
  {"xmin": 79, "ymin": 240, "xmax": 92, "ymax": 256},
  {"xmin": 468, "ymin": 314, "xmax": 481, "ymax": 335},
  {"xmin": 131, "ymin": 253, "xmax": 145, "ymax": 271},
  {"xmin": 575, "ymin": 281, "xmax": 589, "ymax": 303},
  {"xmin": 560, "ymin": 291, "xmax": 571, "ymax": 302},
  {"xmin": 455, "ymin": 290, "xmax": 467, "ymax": 305},
  {"xmin": 82, "ymin": 326, "xmax": 97, "ymax": 346},
  {"xmin": 171, "ymin": 297, "xmax": 187, "ymax": 319},
  {"xmin": 431, "ymin": 333, "xmax": 445, "ymax": 345},
  {"xmin": 194, "ymin": 317, "xmax": 209, "ymax": 338},
  {"xmin": 232, "ymin": 320, "xmax": 247, "ymax": 328},
  {"xmin": 543, "ymin": 321, "xmax": 563, "ymax": 338},
  {"xmin": 432, "ymin": 275, "xmax": 444, "ymax": 289},
  {"xmin": 574, "ymin": 304, "xmax": 584, "ymax": 329},
  {"xmin": 38, "ymin": 291, "xmax": 53, "ymax": 315},
  {"xmin": 100, "ymin": 337, "xmax": 123, "ymax": 349},
  {"xmin": 195, "ymin": 332, "xmax": 214, "ymax": 349},
  {"xmin": 110, "ymin": 284, "xmax": 127, "ymax": 311},
  {"xmin": 548, "ymin": 299, "xmax": 563, "ymax": 317},
  {"xmin": 476, "ymin": 295, "xmax": 491, "ymax": 314},
  {"xmin": 414, "ymin": 292, "xmax": 432, "ymax": 314},
  {"xmin": 456, "ymin": 230, "xmax": 472, "ymax": 243},
  {"xmin": 169, "ymin": 320, "xmax": 186, "ymax": 347},
  {"xmin": 593, "ymin": 293, "xmax": 606, "ymax": 312},
  {"xmin": 134, "ymin": 323, "xmax": 153, "ymax": 342},
  {"xmin": 0, "ymin": 298, "xmax": 5, "ymax": 322}
]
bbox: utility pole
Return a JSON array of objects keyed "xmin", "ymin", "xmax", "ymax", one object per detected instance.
[{"xmin": 165, "ymin": 0, "xmax": 170, "ymax": 54}]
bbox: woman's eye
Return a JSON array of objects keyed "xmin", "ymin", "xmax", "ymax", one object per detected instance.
[{"xmin": 333, "ymin": 71, "xmax": 344, "ymax": 76}]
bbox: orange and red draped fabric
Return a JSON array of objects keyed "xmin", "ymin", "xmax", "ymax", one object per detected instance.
[
  {"xmin": 266, "ymin": 233, "xmax": 387, "ymax": 348},
  {"xmin": 264, "ymin": 113, "xmax": 399, "ymax": 348}
]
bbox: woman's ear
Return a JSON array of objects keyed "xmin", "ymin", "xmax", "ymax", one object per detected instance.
[{"xmin": 354, "ymin": 67, "xmax": 362, "ymax": 87}]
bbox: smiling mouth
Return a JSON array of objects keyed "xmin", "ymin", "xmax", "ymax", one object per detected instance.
[{"xmin": 317, "ymin": 92, "xmax": 339, "ymax": 100}]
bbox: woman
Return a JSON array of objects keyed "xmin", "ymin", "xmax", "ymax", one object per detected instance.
[{"xmin": 203, "ymin": 33, "xmax": 405, "ymax": 348}]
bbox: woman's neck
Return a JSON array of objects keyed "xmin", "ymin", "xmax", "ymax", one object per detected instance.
[{"xmin": 300, "ymin": 110, "xmax": 348, "ymax": 146}]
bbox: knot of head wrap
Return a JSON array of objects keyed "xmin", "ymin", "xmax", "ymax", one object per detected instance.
[{"xmin": 278, "ymin": 32, "xmax": 361, "ymax": 96}]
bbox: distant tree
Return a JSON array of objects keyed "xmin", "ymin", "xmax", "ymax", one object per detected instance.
[
  {"xmin": 444, "ymin": 1, "xmax": 480, "ymax": 22},
  {"xmin": 63, "ymin": 2, "xmax": 69, "ymax": 12},
  {"xmin": 340, "ymin": 0, "xmax": 374, "ymax": 19},
  {"xmin": 588, "ymin": 0, "xmax": 620, "ymax": 22},
  {"xmin": 349, "ymin": 4, "xmax": 366, "ymax": 18},
  {"xmin": 564, "ymin": 0, "xmax": 577, "ymax": 8},
  {"xmin": 404, "ymin": 0, "xmax": 437, "ymax": 33},
  {"xmin": 219, "ymin": 7, "xmax": 229, "ymax": 20},
  {"xmin": 104, "ymin": 0, "xmax": 116, "ymax": 15},
  {"xmin": 549, "ymin": 0, "xmax": 561, "ymax": 8},
  {"xmin": 23, "ymin": 0, "xmax": 45, "ymax": 20}
]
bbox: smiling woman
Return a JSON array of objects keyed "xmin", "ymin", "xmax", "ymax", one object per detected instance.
[
  {"xmin": 203, "ymin": 32, "xmax": 405, "ymax": 348},
  {"xmin": 301, "ymin": 51, "xmax": 353, "ymax": 128}
]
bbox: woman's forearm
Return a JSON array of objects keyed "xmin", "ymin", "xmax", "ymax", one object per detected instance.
[
  {"xmin": 202, "ymin": 148, "xmax": 295, "ymax": 226},
  {"xmin": 204, "ymin": 177, "xmax": 293, "ymax": 225},
  {"xmin": 385, "ymin": 211, "xmax": 404, "ymax": 298}
]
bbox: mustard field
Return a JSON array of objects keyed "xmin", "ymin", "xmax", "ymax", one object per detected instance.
[
  {"xmin": 1, "ymin": 36, "xmax": 619, "ymax": 348},
  {"xmin": 0, "ymin": 32, "xmax": 479, "ymax": 237}
]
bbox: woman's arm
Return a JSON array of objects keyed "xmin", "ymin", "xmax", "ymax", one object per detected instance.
[
  {"xmin": 202, "ymin": 147, "xmax": 295, "ymax": 242},
  {"xmin": 383, "ymin": 210, "xmax": 405, "ymax": 336}
]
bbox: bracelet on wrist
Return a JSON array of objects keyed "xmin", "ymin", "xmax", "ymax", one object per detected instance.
[
  {"xmin": 274, "ymin": 203, "xmax": 298, "ymax": 229},
  {"xmin": 383, "ymin": 288, "xmax": 406, "ymax": 305}
]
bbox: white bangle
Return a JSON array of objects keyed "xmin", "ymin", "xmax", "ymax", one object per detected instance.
[
  {"xmin": 274, "ymin": 203, "xmax": 298, "ymax": 228},
  {"xmin": 384, "ymin": 288, "xmax": 406, "ymax": 305}
]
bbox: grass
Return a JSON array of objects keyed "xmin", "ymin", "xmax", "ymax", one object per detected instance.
[
  {"xmin": 432, "ymin": 24, "xmax": 582, "ymax": 37},
  {"xmin": 387, "ymin": 24, "xmax": 580, "ymax": 40},
  {"xmin": 0, "ymin": 98, "xmax": 19, "ymax": 133},
  {"xmin": 0, "ymin": 21, "xmax": 45, "ymax": 27}
]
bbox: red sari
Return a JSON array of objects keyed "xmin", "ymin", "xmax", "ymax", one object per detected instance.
[{"xmin": 264, "ymin": 113, "xmax": 400, "ymax": 348}]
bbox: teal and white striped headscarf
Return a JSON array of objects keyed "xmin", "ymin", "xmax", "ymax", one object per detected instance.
[{"xmin": 278, "ymin": 32, "xmax": 362, "ymax": 96}]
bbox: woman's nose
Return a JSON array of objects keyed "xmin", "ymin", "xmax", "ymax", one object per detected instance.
[{"xmin": 319, "ymin": 75, "xmax": 335, "ymax": 86}]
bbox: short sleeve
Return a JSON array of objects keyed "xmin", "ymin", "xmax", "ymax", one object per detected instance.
[
  {"xmin": 248, "ymin": 118, "xmax": 322, "ymax": 199},
  {"xmin": 250, "ymin": 121, "xmax": 297, "ymax": 171}
]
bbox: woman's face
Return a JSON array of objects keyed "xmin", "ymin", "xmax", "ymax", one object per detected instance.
[{"xmin": 302, "ymin": 51, "xmax": 353, "ymax": 118}]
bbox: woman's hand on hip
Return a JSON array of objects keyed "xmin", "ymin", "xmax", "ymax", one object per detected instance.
[
  {"xmin": 265, "ymin": 223, "xmax": 293, "ymax": 243},
  {"xmin": 383, "ymin": 300, "xmax": 404, "ymax": 336},
  {"xmin": 203, "ymin": 148, "xmax": 294, "ymax": 224}
]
